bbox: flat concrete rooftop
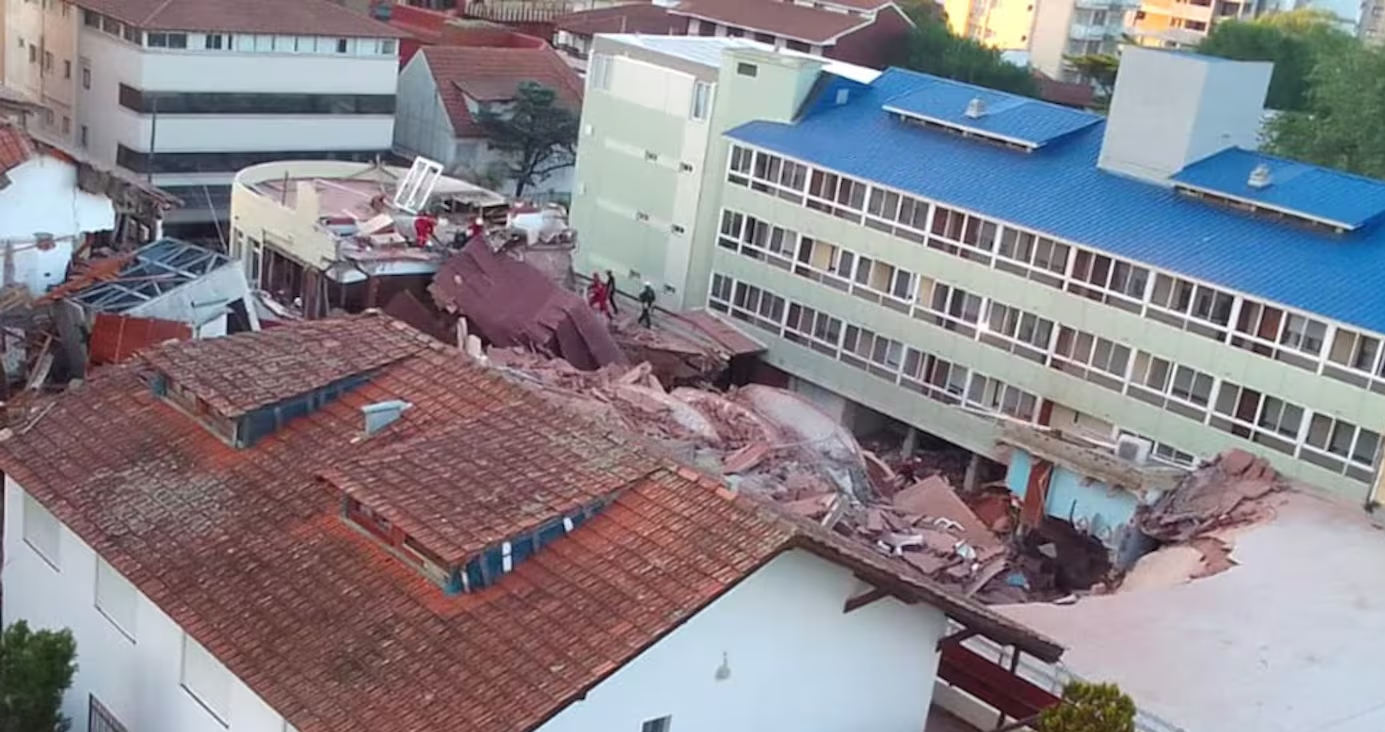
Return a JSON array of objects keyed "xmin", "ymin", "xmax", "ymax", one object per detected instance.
[{"xmin": 1002, "ymin": 492, "xmax": 1385, "ymax": 732}]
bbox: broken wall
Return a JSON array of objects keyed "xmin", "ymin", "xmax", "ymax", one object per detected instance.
[{"xmin": 1007, "ymin": 448, "xmax": 1139, "ymax": 552}]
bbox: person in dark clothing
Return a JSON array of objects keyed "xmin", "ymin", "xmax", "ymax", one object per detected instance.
[
  {"xmin": 638, "ymin": 282, "xmax": 657, "ymax": 328},
  {"xmin": 604, "ymin": 270, "xmax": 620, "ymax": 315}
]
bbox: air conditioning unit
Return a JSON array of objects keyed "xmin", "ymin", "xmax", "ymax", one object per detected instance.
[{"xmin": 1115, "ymin": 435, "xmax": 1152, "ymax": 465}]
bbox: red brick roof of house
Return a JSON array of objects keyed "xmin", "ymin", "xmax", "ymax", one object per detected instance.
[
  {"xmin": 420, "ymin": 45, "xmax": 583, "ymax": 137},
  {"xmin": 554, "ymin": 3, "xmax": 686, "ymax": 36},
  {"xmin": 74, "ymin": 0, "xmax": 409, "ymax": 37},
  {"xmin": 669, "ymin": 0, "xmax": 876, "ymax": 44},
  {"xmin": 0, "ymin": 314, "xmax": 1061, "ymax": 732},
  {"xmin": 0, "ymin": 123, "xmax": 36, "ymax": 176}
]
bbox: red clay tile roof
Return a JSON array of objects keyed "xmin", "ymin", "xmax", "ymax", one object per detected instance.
[
  {"xmin": 421, "ymin": 45, "xmax": 583, "ymax": 136},
  {"xmin": 555, "ymin": 3, "xmax": 685, "ymax": 36},
  {"xmin": 818, "ymin": 0, "xmax": 895, "ymax": 10},
  {"xmin": 75, "ymin": 0, "xmax": 409, "ymax": 37},
  {"xmin": 669, "ymin": 0, "xmax": 873, "ymax": 44},
  {"xmin": 142, "ymin": 315, "xmax": 431, "ymax": 417},
  {"xmin": 323, "ymin": 400, "xmax": 656, "ymax": 564},
  {"xmin": 0, "ymin": 124, "xmax": 35, "ymax": 175},
  {"xmin": 0, "ymin": 314, "xmax": 1061, "ymax": 732}
]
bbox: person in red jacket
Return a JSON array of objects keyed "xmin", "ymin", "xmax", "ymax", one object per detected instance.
[
  {"xmin": 587, "ymin": 272, "xmax": 611, "ymax": 319},
  {"xmin": 413, "ymin": 213, "xmax": 437, "ymax": 247}
]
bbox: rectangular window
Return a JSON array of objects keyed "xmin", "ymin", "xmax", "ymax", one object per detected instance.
[
  {"xmin": 122, "ymin": 25, "xmax": 141, "ymax": 44},
  {"xmin": 736, "ymin": 62, "xmax": 757, "ymax": 77},
  {"xmin": 22, "ymin": 492, "xmax": 60, "ymax": 568},
  {"xmin": 589, "ymin": 54, "xmax": 612, "ymax": 91},
  {"xmin": 82, "ymin": 8, "xmax": 99, "ymax": 27},
  {"xmin": 204, "ymin": 33, "xmax": 226, "ymax": 50},
  {"xmin": 181, "ymin": 635, "xmax": 231, "ymax": 724},
  {"xmin": 63, "ymin": 59, "xmax": 71, "ymax": 78},
  {"xmin": 335, "ymin": 38, "xmax": 349, "ymax": 53},
  {"xmin": 1279, "ymin": 313, "xmax": 1327, "ymax": 356},
  {"xmin": 95, "ymin": 557, "xmax": 137, "ymax": 640},
  {"xmin": 641, "ymin": 717, "xmax": 672, "ymax": 732},
  {"xmin": 80, "ymin": 124, "xmax": 88, "ymax": 148},
  {"xmin": 690, "ymin": 80, "xmax": 712, "ymax": 121},
  {"xmin": 81, "ymin": 65, "xmax": 90, "ymax": 89},
  {"xmin": 147, "ymin": 32, "xmax": 188, "ymax": 48},
  {"xmin": 89, "ymin": 696, "xmax": 129, "ymax": 732}
]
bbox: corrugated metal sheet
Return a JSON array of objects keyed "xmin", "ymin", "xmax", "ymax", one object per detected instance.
[
  {"xmin": 881, "ymin": 79, "xmax": 1101, "ymax": 148},
  {"xmin": 88, "ymin": 313, "xmax": 192, "ymax": 365},
  {"xmin": 1171, "ymin": 147, "xmax": 1385, "ymax": 229},
  {"xmin": 727, "ymin": 68, "xmax": 1385, "ymax": 334}
]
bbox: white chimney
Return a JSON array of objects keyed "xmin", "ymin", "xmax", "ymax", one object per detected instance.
[
  {"xmin": 363, "ymin": 400, "xmax": 412, "ymax": 436},
  {"xmin": 964, "ymin": 97, "xmax": 986, "ymax": 119},
  {"xmin": 1099, "ymin": 48, "xmax": 1272, "ymax": 183},
  {"xmin": 1247, "ymin": 163, "xmax": 1273, "ymax": 189}
]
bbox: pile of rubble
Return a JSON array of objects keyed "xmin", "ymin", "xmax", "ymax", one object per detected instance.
[{"xmin": 484, "ymin": 346, "xmax": 1032, "ymax": 598}]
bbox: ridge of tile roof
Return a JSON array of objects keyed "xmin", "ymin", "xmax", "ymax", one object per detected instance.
[
  {"xmin": 74, "ymin": 0, "xmax": 409, "ymax": 37},
  {"xmin": 420, "ymin": 45, "xmax": 584, "ymax": 136},
  {"xmin": 0, "ymin": 316, "xmax": 1059, "ymax": 732},
  {"xmin": 669, "ymin": 0, "xmax": 873, "ymax": 44},
  {"xmin": 555, "ymin": 2, "xmax": 684, "ymax": 35},
  {"xmin": 726, "ymin": 67, "xmax": 1385, "ymax": 335}
]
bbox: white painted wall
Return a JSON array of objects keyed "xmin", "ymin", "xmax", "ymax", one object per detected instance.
[
  {"xmin": 2, "ymin": 479, "xmax": 296, "ymax": 732},
  {"xmin": 0, "ymin": 155, "xmax": 114, "ymax": 295},
  {"xmin": 394, "ymin": 54, "xmax": 460, "ymax": 169},
  {"xmin": 121, "ymin": 261, "xmax": 253, "ymax": 336},
  {"xmin": 538, "ymin": 549, "xmax": 948, "ymax": 732}
]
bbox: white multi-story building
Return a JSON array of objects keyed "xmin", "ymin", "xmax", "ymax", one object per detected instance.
[
  {"xmin": 0, "ymin": 315, "xmax": 1061, "ymax": 732},
  {"xmin": 72, "ymin": 0, "xmax": 405, "ymax": 234}
]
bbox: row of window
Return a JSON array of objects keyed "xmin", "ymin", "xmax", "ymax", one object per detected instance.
[
  {"xmin": 708, "ymin": 273, "xmax": 1043, "ymax": 423},
  {"xmin": 83, "ymin": 10, "xmax": 398, "ymax": 56},
  {"xmin": 20, "ymin": 492, "xmax": 300, "ymax": 730},
  {"xmin": 115, "ymin": 145, "xmax": 391, "ymax": 175},
  {"xmin": 727, "ymin": 144, "xmax": 1385, "ymax": 395},
  {"xmin": 118, "ymin": 84, "xmax": 396, "ymax": 116},
  {"xmin": 717, "ymin": 209, "xmax": 1384, "ymax": 483}
]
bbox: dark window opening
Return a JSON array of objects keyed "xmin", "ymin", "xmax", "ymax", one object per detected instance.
[
  {"xmin": 117, "ymin": 145, "xmax": 390, "ymax": 175},
  {"xmin": 118, "ymin": 84, "xmax": 396, "ymax": 115},
  {"xmin": 737, "ymin": 61, "xmax": 758, "ymax": 77}
]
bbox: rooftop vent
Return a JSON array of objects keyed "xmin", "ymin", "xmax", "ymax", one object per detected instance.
[
  {"xmin": 1247, "ymin": 163, "xmax": 1273, "ymax": 190},
  {"xmin": 363, "ymin": 400, "xmax": 412, "ymax": 436},
  {"xmin": 964, "ymin": 97, "xmax": 986, "ymax": 119}
]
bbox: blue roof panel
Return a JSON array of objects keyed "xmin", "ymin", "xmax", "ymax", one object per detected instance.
[
  {"xmin": 880, "ymin": 78, "xmax": 1101, "ymax": 148},
  {"xmin": 725, "ymin": 68, "xmax": 1385, "ymax": 335},
  {"xmin": 1170, "ymin": 147, "xmax": 1385, "ymax": 229}
]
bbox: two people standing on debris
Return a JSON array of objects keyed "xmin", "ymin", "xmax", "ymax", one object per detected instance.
[{"xmin": 587, "ymin": 271, "xmax": 658, "ymax": 328}]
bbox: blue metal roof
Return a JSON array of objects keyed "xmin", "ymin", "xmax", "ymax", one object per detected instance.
[
  {"xmin": 725, "ymin": 68, "xmax": 1385, "ymax": 335},
  {"xmin": 1171, "ymin": 147, "xmax": 1385, "ymax": 230},
  {"xmin": 880, "ymin": 79, "xmax": 1101, "ymax": 149}
]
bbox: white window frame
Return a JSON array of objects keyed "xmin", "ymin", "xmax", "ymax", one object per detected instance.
[
  {"xmin": 95, "ymin": 556, "xmax": 138, "ymax": 641},
  {"xmin": 588, "ymin": 53, "xmax": 613, "ymax": 92},
  {"xmin": 690, "ymin": 80, "xmax": 713, "ymax": 121},
  {"xmin": 22, "ymin": 492, "xmax": 60, "ymax": 569},
  {"xmin": 181, "ymin": 635, "xmax": 232, "ymax": 725}
]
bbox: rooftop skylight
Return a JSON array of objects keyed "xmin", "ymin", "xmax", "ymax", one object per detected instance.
[
  {"xmin": 881, "ymin": 81, "xmax": 1101, "ymax": 152},
  {"xmin": 1171, "ymin": 148, "xmax": 1385, "ymax": 232}
]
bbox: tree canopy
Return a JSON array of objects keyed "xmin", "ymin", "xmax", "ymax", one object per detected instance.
[
  {"xmin": 1197, "ymin": 9, "xmax": 1354, "ymax": 111},
  {"xmin": 1264, "ymin": 43, "xmax": 1385, "ymax": 178},
  {"xmin": 476, "ymin": 81, "xmax": 580, "ymax": 199},
  {"xmin": 889, "ymin": 2, "xmax": 1039, "ymax": 97},
  {"xmin": 0, "ymin": 621, "xmax": 78, "ymax": 732},
  {"xmin": 1064, "ymin": 53, "xmax": 1119, "ymax": 107},
  {"xmin": 1037, "ymin": 681, "xmax": 1137, "ymax": 732}
]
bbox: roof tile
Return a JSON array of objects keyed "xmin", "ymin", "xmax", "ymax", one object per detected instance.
[
  {"xmin": 421, "ymin": 46, "xmax": 583, "ymax": 136},
  {"xmin": 75, "ymin": 0, "xmax": 409, "ymax": 37},
  {"xmin": 0, "ymin": 316, "xmax": 1059, "ymax": 732},
  {"xmin": 669, "ymin": 0, "xmax": 872, "ymax": 44}
]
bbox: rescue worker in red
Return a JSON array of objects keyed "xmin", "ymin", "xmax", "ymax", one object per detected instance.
[
  {"xmin": 587, "ymin": 271, "xmax": 612, "ymax": 319},
  {"xmin": 413, "ymin": 212, "xmax": 438, "ymax": 247}
]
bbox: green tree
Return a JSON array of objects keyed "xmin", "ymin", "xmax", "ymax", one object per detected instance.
[
  {"xmin": 1037, "ymin": 681, "xmax": 1137, "ymax": 732},
  {"xmin": 0, "ymin": 621, "xmax": 78, "ymax": 732},
  {"xmin": 1265, "ymin": 43, "xmax": 1385, "ymax": 178},
  {"xmin": 889, "ymin": 12, "xmax": 1039, "ymax": 97},
  {"xmin": 1197, "ymin": 9, "xmax": 1354, "ymax": 111},
  {"xmin": 1064, "ymin": 53, "xmax": 1119, "ymax": 107},
  {"xmin": 476, "ymin": 81, "xmax": 580, "ymax": 198}
]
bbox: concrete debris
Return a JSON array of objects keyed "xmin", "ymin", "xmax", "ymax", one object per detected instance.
[{"xmin": 1139, "ymin": 448, "xmax": 1286, "ymax": 543}]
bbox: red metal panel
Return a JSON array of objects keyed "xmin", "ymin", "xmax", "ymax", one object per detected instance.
[
  {"xmin": 938, "ymin": 642, "xmax": 1062, "ymax": 720},
  {"xmin": 88, "ymin": 313, "xmax": 193, "ymax": 365}
]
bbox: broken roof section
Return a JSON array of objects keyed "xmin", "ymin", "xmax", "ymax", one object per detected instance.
[
  {"xmin": 68, "ymin": 239, "xmax": 231, "ymax": 313},
  {"xmin": 0, "ymin": 314, "xmax": 1061, "ymax": 732},
  {"xmin": 430, "ymin": 242, "xmax": 624, "ymax": 370}
]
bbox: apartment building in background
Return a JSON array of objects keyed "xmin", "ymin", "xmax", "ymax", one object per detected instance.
[
  {"xmin": 572, "ymin": 40, "xmax": 1385, "ymax": 505},
  {"xmin": 3, "ymin": 0, "xmax": 81, "ymax": 143},
  {"xmin": 72, "ymin": 0, "xmax": 406, "ymax": 236},
  {"xmin": 1125, "ymin": 0, "xmax": 1260, "ymax": 47},
  {"xmin": 944, "ymin": 0, "xmax": 1134, "ymax": 80},
  {"xmin": 1364, "ymin": 0, "xmax": 1385, "ymax": 42}
]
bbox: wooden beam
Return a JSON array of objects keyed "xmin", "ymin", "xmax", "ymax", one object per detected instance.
[
  {"xmin": 843, "ymin": 588, "xmax": 888, "ymax": 613},
  {"xmin": 936, "ymin": 627, "xmax": 980, "ymax": 650}
]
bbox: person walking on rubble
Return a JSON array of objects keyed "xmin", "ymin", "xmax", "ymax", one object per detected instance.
[
  {"xmin": 638, "ymin": 282, "xmax": 657, "ymax": 328},
  {"xmin": 587, "ymin": 271, "xmax": 612, "ymax": 319},
  {"xmin": 604, "ymin": 270, "xmax": 620, "ymax": 315}
]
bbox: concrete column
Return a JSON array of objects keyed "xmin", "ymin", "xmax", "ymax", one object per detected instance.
[
  {"xmin": 963, "ymin": 452, "xmax": 982, "ymax": 493},
  {"xmin": 901, "ymin": 425, "xmax": 918, "ymax": 456}
]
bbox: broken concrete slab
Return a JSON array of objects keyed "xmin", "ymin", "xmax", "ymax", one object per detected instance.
[{"xmin": 892, "ymin": 476, "xmax": 1001, "ymax": 550}]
